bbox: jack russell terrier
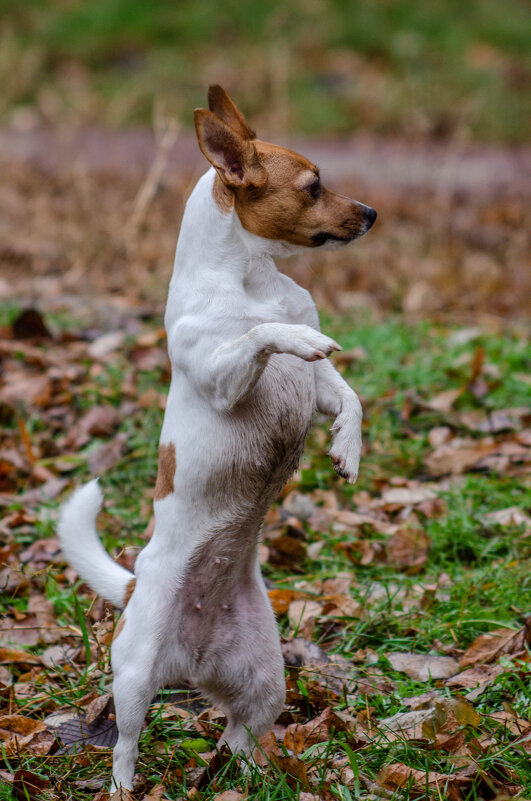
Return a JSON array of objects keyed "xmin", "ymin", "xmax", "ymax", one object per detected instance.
[{"xmin": 59, "ymin": 85, "xmax": 376, "ymax": 791}]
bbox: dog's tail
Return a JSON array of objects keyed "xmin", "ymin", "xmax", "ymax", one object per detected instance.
[{"xmin": 58, "ymin": 480, "xmax": 134, "ymax": 608}]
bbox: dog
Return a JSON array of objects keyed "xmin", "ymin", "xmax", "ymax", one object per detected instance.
[{"xmin": 58, "ymin": 85, "xmax": 376, "ymax": 791}]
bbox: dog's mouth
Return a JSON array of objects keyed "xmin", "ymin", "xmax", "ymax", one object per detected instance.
[
  {"xmin": 310, "ymin": 207, "xmax": 377, "ymax": 248},
  {"xmin": 310, "ymin": 232, "xmax": 351, "ymax": 247}
]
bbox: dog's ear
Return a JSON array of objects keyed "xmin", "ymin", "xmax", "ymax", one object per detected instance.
[
  {"xmin": 194, "ymin": 109, "xmax": 266, "ymax": 190},
  {"xmin": 207, "ymin": 85, "xmax": 256, "ymax": 141}
]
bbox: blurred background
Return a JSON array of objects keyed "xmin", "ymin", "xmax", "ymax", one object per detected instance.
[{"xmin": 1, "ymin": 0, "xmax": 530, "ymax": 320}]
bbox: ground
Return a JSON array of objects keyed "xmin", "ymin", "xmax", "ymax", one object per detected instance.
[{"xmin": 0, "ymin": 127, "xmax": 530, "ymax": 800}]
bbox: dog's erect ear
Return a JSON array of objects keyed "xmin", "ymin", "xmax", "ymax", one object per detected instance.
[
  {"xmin": 194, "ymin": 109, "xmax": 266, "ymax": 190},
  {"xmin": 207, "ymin": 85, "xmax": 256, "ymax": 141}
]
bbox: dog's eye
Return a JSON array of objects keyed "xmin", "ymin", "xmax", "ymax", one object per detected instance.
[{"xmin": 307, "ymin": 178, "xmax": 321, "ymax": 200}]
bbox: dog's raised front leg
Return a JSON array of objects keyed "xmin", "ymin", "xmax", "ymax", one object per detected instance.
[
  {"xmin": 314, "ymin": 358, "xmax": 363, "ymax": 483},
  {"xmin": 170, "ymin": 320, "xmax": 340, "ymax": 411}
]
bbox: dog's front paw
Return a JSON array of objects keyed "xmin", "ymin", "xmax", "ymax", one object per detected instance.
[
  {"xmin": 285, "ymin": 326, "xmax": 341, "ymax": 362},
  {"xmin": 329, "ymin": 449, "xmax": 360, "ymax": 484},
  {"xmin": 329, "ymin": 414, "xmax": 362, "ymax": 484}
]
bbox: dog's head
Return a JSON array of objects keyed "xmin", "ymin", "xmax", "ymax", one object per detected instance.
[{"xmin": 194, "ymin": 85, "xmax": 376, "ymax": 250}]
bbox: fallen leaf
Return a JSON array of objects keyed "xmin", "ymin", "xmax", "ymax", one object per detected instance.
[
  {"xmin": 88, "ymin": 331, "xmax": 126, "ymax": 359},
  {"xmin": 425, "ymin": 438, "xmax": 498, "ymax": 476},
  {"xmin": 378, "ymin": 708, "xmax": 438, "ymax": 742},
  {"xmin": 377, "ymin": 762, "xmax": 471, "ymax": 800},
  {"xmin": 142, "ymin": 786, "xmax": 166, "ymax": 801},
  {"xmin": 386, "ymin": 527, "xmax": 431, "ymax": 572},
  {"xmin": 484, "ymin": 506, "xmax": 531, "ymax": 530},
  {"xmin": 381, "ymin": 486, "xmax": 437, "ymax": 506},
  {"xmin": 213, "ymin": 792, "xmax": 246, "ymax": 801},
  {"xmin": 85, "ymin": 693, "xmax": 113, "ymax": 726},
  {"xmin": 268, "ymin": 588, "xmax": 311, "ymax": 616},
  {"xmin": 288, "ymin": 599, "xmax": 322, "ymax": 630},
  {"xmin": 88, "ymin": 432, "xmax": 128, "ymax": 474},
  {"xmin": 446, "ymin": 663, "xmax": 505, "ymax": 699},
  {"xmin": 0, "ymin": 647, "xmax": 40, "ymax": 665},
  {"xmin": 460, "ymin": 625, "xmax": 531, "ymax": 668},
  {"xmin": 426, "ymin": 387, "xmax": 464, "ymax": 413},
  {"xmin": 269, "ymin": 753, "xmax": 309, "ymax": 789},
  {"xmin": 13, "ymin": 769, "xmax": 51, "ymax": 800},
  {"xmin": 284, "ymin": 707, "xmax": 355, "ymax": 754},
  {"xmin": 387, "ymin": 652, "xmax": 460, "ymax": 681}
]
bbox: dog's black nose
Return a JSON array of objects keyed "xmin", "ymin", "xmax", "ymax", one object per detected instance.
[{"xmin": 365, "ymin": 207, "xmax": 377, "ymax": 228}]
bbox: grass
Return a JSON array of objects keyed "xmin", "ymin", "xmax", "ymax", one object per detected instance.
[
  {"xmin": 1, "ymin": 0, "xmax": 531, "ymax": 140},
  {"xmin": 0, "ymin": 309, "xmax": 530, "ymax": 798}
]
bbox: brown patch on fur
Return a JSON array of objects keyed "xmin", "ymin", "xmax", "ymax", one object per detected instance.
[
  {"xmin": 195, "ymin": 87, "xmax": 375, "ymax": 246},
  {"xmin": 123, "ymin": 577, "xmax": 136, "ymax": 607},
  {"xmin": 208, "ymin": 85, "xmax": 256, "ymax": 140},
  {"xmin": 113, "ymin": 613, "xmax": 126, "ymax": 641},
  {"xmin": 154, "ymin": 442, "xmax": 176, "ymax": 500},
  {"xmin": 213, "ymin": 173, "xmax": 234, "ymax": 213},
  {"xmin": 234, "ymin": 139, "xmax": 370, "ymax": 247}
]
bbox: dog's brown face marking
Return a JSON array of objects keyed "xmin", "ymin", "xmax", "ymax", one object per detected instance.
[
  {"xmin": 234, "ymin": 140, "xmax": 375, "ymax": 248},
  {"xmin": 195, "ymin": 85, "xmax": 377, "ymax": 247},
  {"xmin": 154, "ymin": 442, "xmax": 176, "ymax": 501}
]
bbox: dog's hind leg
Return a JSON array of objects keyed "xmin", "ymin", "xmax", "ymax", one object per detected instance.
[
  {"xmin": 218, "ymin": 645, "xmax": 285, "ymax": 759},
  {"xmin": 201, "ymin": 580, "xmax": 286, "ymax": 760},
  {"xmin": 110, "ymin": 622, "xmax": 161, "ymax": 791}
]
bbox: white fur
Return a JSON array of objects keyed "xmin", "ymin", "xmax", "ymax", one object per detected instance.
[
  {"xmin": 58, "ymin": 480, "xmax": 133, "ymax": 607},
  {"xmin": 59, "ymin": 166, "xmax": 363, "ymax": 791}
]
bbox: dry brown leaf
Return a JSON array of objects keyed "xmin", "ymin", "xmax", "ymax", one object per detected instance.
[
  {"xmin": 380, "ymin": 486, "xmax": 437, "ymax": 506},
  {"xmin": 213, "ymin": 792, "xmax": 246, "ymax": 801},
  {"xmin": 268, "ymin": 588, "xmax": 311, "ymax": 616},
  {"xmin": 284, "ymin": 707, "xmax": 355, "ymax": 754},
  {"xmin": 484, "ymin": 506, "xmax": 531, "ymax": 530},
  {"xmin": 460, "ymin": 625, "xmax": 531, "ymax": 668},
  {"xmin": 0, "ymin": 372, "xmax": 52, "ymax": 408},
  {"xmin": 13, "ymin": 769, "xmax": 52, "ymax": 800},
  {"xmin": 142, "ymin": 786, "xmax": 167, "ymax": 801},
  {"xmin": 269, "ymin": 753, "xmax": 310, "ymax": 790},
  {"xmin": 88, "ymin": 432, "xmax": 128, "ymax": 474},
  {"xmin": 446, "ymin": 663, "xmax": 505, "ymax": 699},
  {"xmin": 423, "ymin": 387, "xmax": 465, "ymax": 413},
  {"xmin": 288, "ymin": 599, "xmax": 322, "ymax": 631},
  {"xmin": 85, "ymin": 693, "xmax": 113, "ymax": 726},
  {"xmin": 0, "ymin": 714, "xmax": 48, "ymax": 754},
  {"xmin": 377, "ymin": 708, "xmax": 436, "ymax": 742},
  {"xmin": 65, "ymin": 405, "xmax": 118, "ymax": 449},
  {"xmin": 386, "ymin": 528, "xmax": 431, "ymax": 573},
  {"xmin": 0, "ymin": 646, "xmax": 40, "ymax": 665},
  {"xmin": 267, "ymin": 532, "xmax": 307, "ymax": 568},
  {"xmin": 377, "ymin": 761, "xmax": 471, "ymax": 800},
  {"xmin": 387, "ymin": 652, "xmax": 460, "ymax": 681},
  {"xmin": 0, "ymin": 715, "xmax": 46, "ymax": 738},
  {"xmin": 425, "ymin": 438, "xmax": 498, "ymax": 476},
  {"xmin": 321, "ymin": 593, "xmax": 362, "ymax": 618},
  {"xmin": 487, "ymin": 710, "xmax": 531, "ymax": 737}
]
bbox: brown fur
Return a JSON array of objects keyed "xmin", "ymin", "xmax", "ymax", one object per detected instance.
[
  {"xmin": 113, "ymin": 578, "xmax": 136, "ymax": 641},
  {"xmin": 154, "ymin": 443, "xmax": 176, "ymax": 501},
  {"xmin": 123, "ymin": 577, "xmax": 136, "ymax": 606},
  {"xmin": 213, "ymin": 173, "xmax": 234, "ymax": 213},
  {"xmin": 208, "ymin": 84, "xmax": 256, "ymax": 140},
  {"xmin": 113, "ymin": 614, "xmax": 126, "ymax": 641},
  {"xmin": 195, "ymin": 96, "xmax": 371, "ymax": 245},
  {"xmin": 234, "ymin": 140, "xmax": 369, "ymax": 246}
]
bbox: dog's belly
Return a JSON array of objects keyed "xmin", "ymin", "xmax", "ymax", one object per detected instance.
[
  {"xmin": 165, "ymin": 353, "xmax": 315, "ymax": 518},
  {"xmin": 142, "ymin": 354, "xmax": 313, "ymax": 682}
]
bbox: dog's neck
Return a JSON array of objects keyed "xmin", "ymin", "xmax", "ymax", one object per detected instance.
[{"xmin": 167, "ymin": 169, "xmax": 302, "ymax": 316}]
